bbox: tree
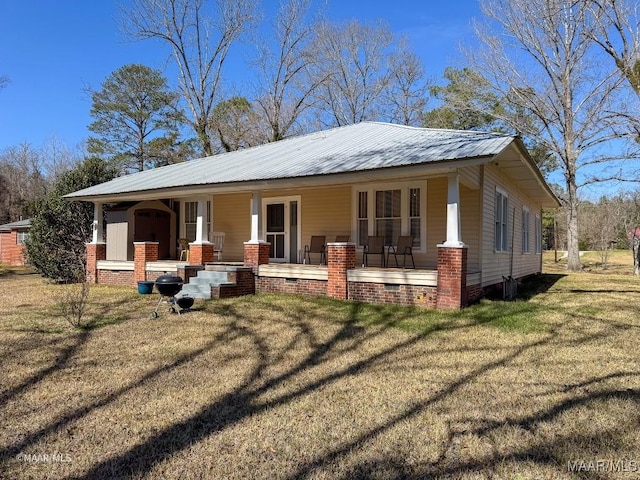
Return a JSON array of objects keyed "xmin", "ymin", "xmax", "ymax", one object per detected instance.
[
  {"xmin": 25, "ymin": 157, "xmax": 117, "ymax": 283},
  {"xmin": 87, "ymin": 64, "xmax": 185, "ymax": 173},
  {"xmin": 210, "ymin": 96, "xmax": 263, "ymax": 152},
  {"xmin": 311, "ymin": 20, "xmax": 394, "ymax": 126},
  {"xmin": 253, "ymin": 0, "xmax": 325, "ymax": 142},
  {"xmin": 471, "ymin": 0, "xmax": 630, "ymax": 271},
  {"xmin": 0, "ymin": 143, "xmax": 48, "ymax": 223},
  {"xmin": 423, "ymin": 67, "xmax": 500, "ymax": 130},
  {"xmin": 385, "ymin": 41, "xmax": 429, "ymax": 126},
  {"xmin": 122, "ymin": 0, "xmax": 259, "ymax": 156}
]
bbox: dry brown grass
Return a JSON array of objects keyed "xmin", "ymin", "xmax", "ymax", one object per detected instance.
[{"xmin": 0, "ymin": 269, "xmax": 639, "ymax": 479}]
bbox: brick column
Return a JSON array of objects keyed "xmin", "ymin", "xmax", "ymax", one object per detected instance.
[
  {"xmin": 189, "ymin": 242, "xmax": 214, "ymax": 265},
  {"xmin": 327, "ymin": 242, "xmax": 356, "ymax": 301},
  {"xmin": 243, "ymin": 241, "xmax": 270, "ymax": 275},
  {"xmin": 134, "ymin": 242, "xmax": 159, "ymax": 282},
  {"xmin": 436, "ymin": 245, "xmax": 468, "ymax": 310},
  {"xmin": 86, "ymin": 242, "xmax": 106, "ymax": 284}
]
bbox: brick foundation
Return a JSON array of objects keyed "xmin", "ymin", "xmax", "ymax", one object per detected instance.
[
  {"xmin": 258, "ymin": 276, "xmax": 327, "ymax": 297},
  {"xmin": 348, "ymin": 282, "xmax": 437, "ymax": 307},
  {"xmin": 436, "ymin": 246, "xmax": 468, "ymax": 309},
  {"xmin": 466, "ymin": 283, "xmax": 483, "ymax": 304},
  {"xmin": 97, "ymin": 269, "xmax": 135, "ymax": 286},
  {"xmin": 86, "ymin": 243, "xmax": 106, "ymax": 284},
  {"xmin": 134, "ymin": 242, "xmax": 159, "ymax": 282},
  {"xmin": 327, "ymin": 243, "xmax": 356, "ymax": 300},
  {"xmin": 189, "ymin": 242, "xmax": 214, "ymax": 265}
]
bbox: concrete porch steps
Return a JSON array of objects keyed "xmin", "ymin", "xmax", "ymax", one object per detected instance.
[{"xmin": 177, "ymin": 270, "xmax": 234, "ymax": 300}]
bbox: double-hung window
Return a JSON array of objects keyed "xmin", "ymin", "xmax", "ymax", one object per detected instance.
[
  {"xmin": 522, "ymin": 208, "xmax": 530, "ymax": 253},
  {"xmin": 355, "ymin": 183, "xmax": 425, "ymax": 251},
  {"xmin": 375, "ymin": 189, "xmax": 401, "ymax": 247},
  {"xmin": 495, "ymin": 189, "xmax": 509, "ymax": 252},
  {"xmin": 184, "ymin": 201, "xmax": 211, "ymax": 242},
  {"xmin": 16, "ymin": 231, "xmax": 29, "ymax": 245}
]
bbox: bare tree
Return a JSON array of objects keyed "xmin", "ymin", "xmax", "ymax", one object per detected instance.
[
  {"xmin": 40, "ymin": 135, "xmax": 82, "ymax": 181},
  {"xmin": 253, "ymin": 0, "xmax": 326, "ymax": 142},
  {"xmin": 0, "ymin": 143, "xmax": 48, "ymax": 222},
  {"xmin": 122, "ymin": 0, "xmax": 259, "ymax": 156},
  {"xmin": 385, "ymin": 40, "xmax": 429, "ymax": 126},
  {"xmin": 311, "ymin": 20, "xmax": 394, "ymax": 126},
  {"xmin": 210, "ymin": 96, "xmax": 264, "ymax": 152},
  {"xmin": 471, "ymin": 0, "xmax": 631, "ymax": 271}
]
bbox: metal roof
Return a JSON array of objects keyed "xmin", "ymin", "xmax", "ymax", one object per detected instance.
[
  {"xmin": 65, "ymin": 122, "xmax": 516, "ymax": 199},
  {"xmin": 0, "ymin": 219, "xmax": 31, "ymax": 231}
]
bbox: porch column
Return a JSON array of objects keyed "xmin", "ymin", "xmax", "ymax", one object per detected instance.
[
  {"xmin": 86, "ymin": 242, "xmax": 106, "ymax": 284},
  {"xmin": 134, "ymin": 241, "xmax": 159, "ymax": 283},
  {"xmin": 327, "ymin": 242, "xmax": 356, "ymax": 301},
  {"xmin": 250, "ymin": 191, "xmax": 263, "ymax": 242},
  {"xmin": 86, "ymin": 202, "xmax": 106, "ymax": 284},
  {"xmin": 443, "ymin": 172, "xmax": 465, "ymax": 247},
  {"xmin": 91, "ymin": 202, "xmax": 104, "ymax": 244}
]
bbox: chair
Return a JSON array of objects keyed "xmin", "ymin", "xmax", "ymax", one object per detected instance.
[
  {"xmin": 177, "ymin": 238, "xmax": 190, "ymax": 262},
  {"xmin": 304, "ymin": 236, "xmax": 326, "ymax": 264},
  {"xmin": 363, "ymin": 235, "xmax": 385, "ymax": 267},
  {"xmin": 387, "ymin": 235, "xmax": 415, "ymax": 269},
  {"xmin": 210, "ymin": 232, "xmax": 225, "ymax": 261},
  {"xmin": 335, "ymin": 235, "xmax": 350, "ymax": 242}
]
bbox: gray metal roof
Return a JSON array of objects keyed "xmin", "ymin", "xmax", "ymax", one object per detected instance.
[
  {"xmin": 66, "ymin": 122, "xmax": 516, "ymax": 199},
  {"xmin": 0, "ymin": 219, "xmax": 31, "ymax": 231}
]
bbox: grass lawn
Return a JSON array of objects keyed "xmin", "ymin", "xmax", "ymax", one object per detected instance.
[{"xmin": 0, "ymin": 257, "xmax": 639, "ymax": 479}]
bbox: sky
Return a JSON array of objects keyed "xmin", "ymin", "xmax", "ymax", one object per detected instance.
[{"xmin": 0, "ymin": 0, "xmax": 481, "ymax": 152}]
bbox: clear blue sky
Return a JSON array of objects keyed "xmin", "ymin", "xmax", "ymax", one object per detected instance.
[{"xmin": 0, "ymin": 1, "xmax": 480, "ymax": 152}]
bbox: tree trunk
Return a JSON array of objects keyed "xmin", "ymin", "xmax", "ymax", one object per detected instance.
[
  {"xmin": 195, "ymin": 121, "xmax": 213, "ymax": 157},
  {"xmin": 566, "ymin": 185, "xmax": 581, "ymax": 271}
]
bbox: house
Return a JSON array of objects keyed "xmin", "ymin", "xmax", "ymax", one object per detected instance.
[
  {"xmin": 0, "ymin": 219, "xmax": 31, "ymax": 266},
  {"xmin": 65, "ymin": 122, "xmax": 559, "ymax": 309}
]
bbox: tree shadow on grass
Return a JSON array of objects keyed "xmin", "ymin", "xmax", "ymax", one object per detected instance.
[{"xmin": 1, "ymin": 290, "xmax": 637, "ymax": 479}]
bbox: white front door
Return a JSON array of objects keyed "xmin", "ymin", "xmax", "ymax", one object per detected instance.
[{"xmin": 263, "ymin": 196, "xmax": 301, "ymax": 263}]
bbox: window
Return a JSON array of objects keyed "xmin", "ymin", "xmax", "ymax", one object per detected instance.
[
  {"xmin": 358, "ymin": 191, "xmax": 368, "ymax": 247},
  {"xmin": 184, "ymin": 202, "xmax": 197, "ymax": 241},
  {"xmin": 535, "ymin": 215, "xmax": 542, "ymax": 254},
  {"xmin": 17, "ymin": 231, "xmax": 29, "ymax": 245},
  {"xmin": 355, "ymin": 183, "xmax": 424, "ymax": 251},
  {"xmin": 184, "ymin": 201, "xmax": 211, "ymax": 242},
  {"xmin": 375, "ymin": 189, "xmax": 401, "ymax": 246},
  {"xmin": 495, "ymin": 189, "xmax": 508, "ymax": 252},
  {"xmin": 409, "ymin": 188, "xmax": 421, "ymax": 248},
  {"xmin": 522, "ymin": 208, "xmax": 530, "ymax": 253}
]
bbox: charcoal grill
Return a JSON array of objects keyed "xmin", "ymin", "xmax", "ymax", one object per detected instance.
[{"xmin": 151, "ymin": 275, "xmax": 184, "ymax": 318}]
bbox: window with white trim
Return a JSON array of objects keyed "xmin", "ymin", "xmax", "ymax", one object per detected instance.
[
  {"xmin": 184, "ymin": 201, "xmax": 211, "ymax": 242},
  {"xmin": 535, "ymin": 215, "xmax": 542, "ymax": 254},
  {"xmin": 357, "ymin": 191, "xmax": 368, "ymax": 247},
  {"xmin": 17, "ymin": 231, "xmax": 29, "ymax": 245},
  {"xmin": 522, "ymin": 208, "xmax": 530, "ymax": 253},
  {"xmin": 375, "ymin": 189, "xmax": 401, "ymax": 246},
  {"xmin": 354, "ymin": 183, "xmax": 425, "ymax": 251},
  {"xmin": 495, "ymin": 189, "xmax": 508, "ymax": 252}
]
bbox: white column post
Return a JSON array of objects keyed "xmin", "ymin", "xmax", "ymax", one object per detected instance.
[
  {"xmin": 250, "ymin": 191, "xmax": 263, "ymax": 242},
  {"xmin": 91, "ymin": 202, "xmax": 104, "ymax": 244},
  {"xmin": 442, "ymin": 172, "xmax": 465, "ymax": 247},
  {"xmin": 193, "ymin": 197, "xmax": 209, "ymax": 244}
]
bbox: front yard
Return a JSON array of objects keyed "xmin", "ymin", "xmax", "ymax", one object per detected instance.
[{"xmin": 0, "ymin": 259, "xmax": 638, "ymax": 479}]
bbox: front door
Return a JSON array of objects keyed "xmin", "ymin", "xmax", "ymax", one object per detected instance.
[
  {"xmin": 134, "ymin": 209, "xmax": 171, "ymax": 259},
  {"xmin": 266, "ymin": 202, "xmax": 287, "ymax": 262},
  {"xmin": 263, "ymin": 197, "xmax": 301, "ymax": 263}
]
